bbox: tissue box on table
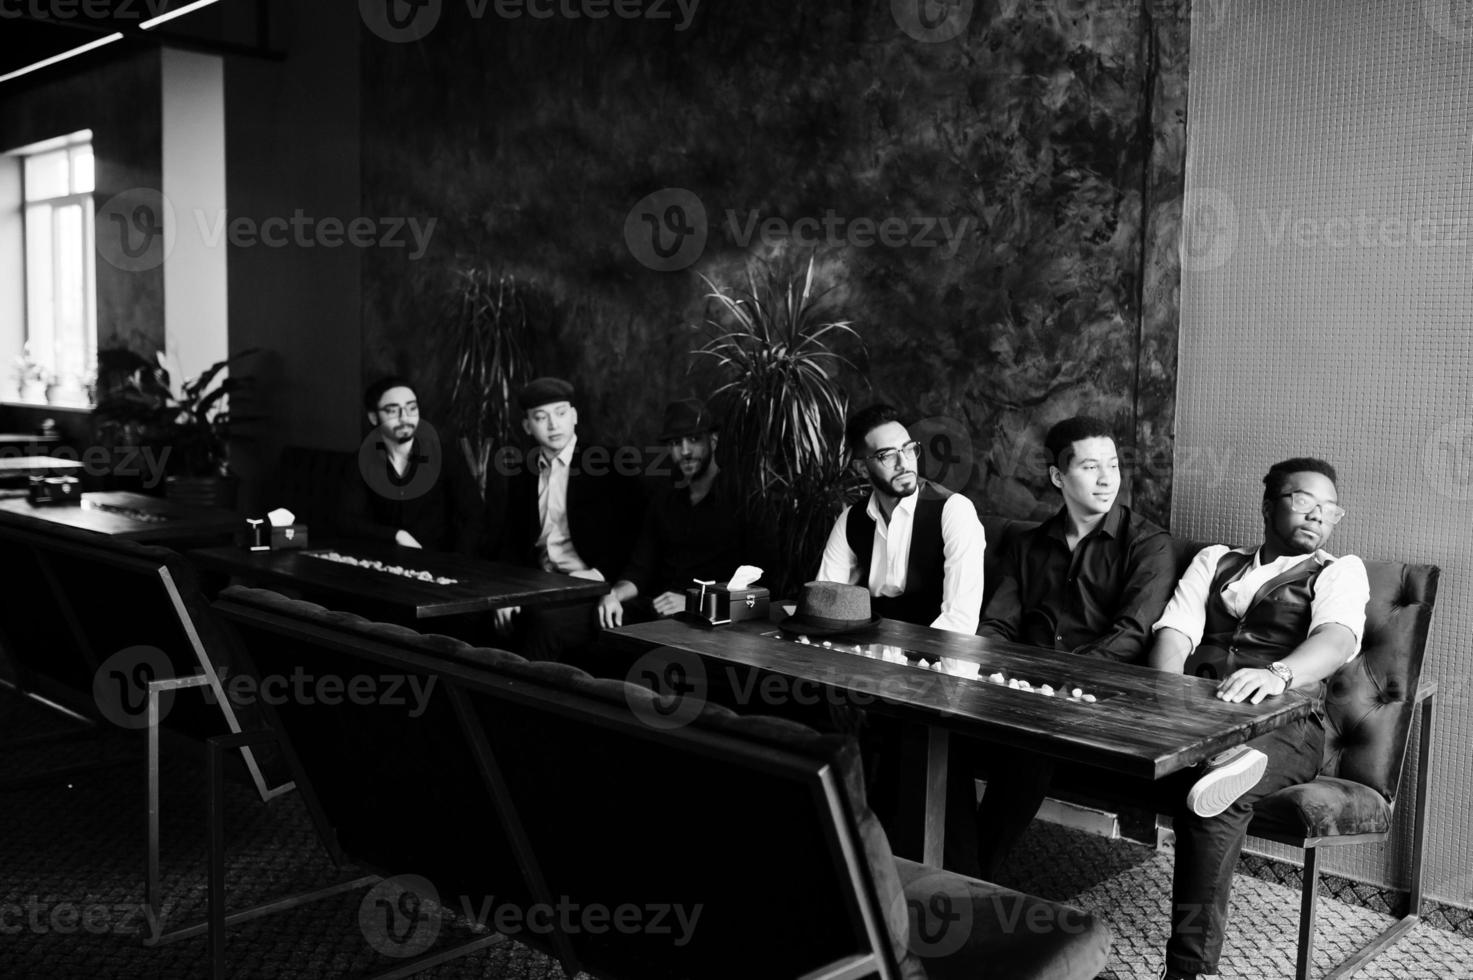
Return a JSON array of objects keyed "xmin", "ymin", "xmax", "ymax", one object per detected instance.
[
  {"xmin": 243, "ymin": 508, "xmax": 310, "ymax": 551},
  {"xmin": 684, "ymin": 567, "xmax": 769, "ymax": 625}
]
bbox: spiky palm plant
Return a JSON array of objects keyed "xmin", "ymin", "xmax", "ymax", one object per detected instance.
[
  {"xmin": 443, "ymin": 270, "xmax": 540, "ymax": 495},
  {"xmin": 696, "ymin": 255, "xmax": 866, "ymax": 596}
]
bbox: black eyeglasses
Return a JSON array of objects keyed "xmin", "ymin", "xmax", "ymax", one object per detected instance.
[
  {"xmin": 377, "ymin": 402, "xmax": 419, "ymax": 420},
  {"xmin": 865, "ymin": 441, "xmax": 921, "ymax": 468},
  {"xmin": 1275, "ymin": 491, "xmax": 1346, "ymax": 525}
]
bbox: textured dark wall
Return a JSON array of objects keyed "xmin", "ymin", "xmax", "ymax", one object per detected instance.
[{"xmin": 366, "ymin": 0, "xmax": 1189, "ymax": 522}]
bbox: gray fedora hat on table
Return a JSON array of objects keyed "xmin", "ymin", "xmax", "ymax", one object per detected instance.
[{"xmin": 779, "ymin": 582, "xmax": 880, "ymax": 636}]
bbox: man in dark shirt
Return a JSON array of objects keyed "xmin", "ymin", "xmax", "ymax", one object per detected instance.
[
  {"xmin": 340, "ymin": 376, "xmax": 484, "ymax": 555},
  {"xmin": 596, "ymin": 398, "xmax": 754, "ymax": 628},
  {"xmin": 971, "ymin": 416, "xmax": 1176, "ymax": 877}
]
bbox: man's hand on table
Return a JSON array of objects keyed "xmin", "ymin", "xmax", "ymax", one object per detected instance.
[
  {"xmin": 651, "ymin": 591, "xmax": 685, "ymax": 617},
  {"xmin": 494, "ymin": 606, "xmax": 520, "ymax": 635},
  {"xmin": 1215, "ymin": 667, "xmax": 1289, "ymax": 704},
  {"xmin": 597, "ymin": 594, "xmax": 624, "ymax": 629}
]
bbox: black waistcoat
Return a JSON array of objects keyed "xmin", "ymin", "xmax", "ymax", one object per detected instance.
[{"xmin": 844, "ymin": 481, "xmax": 950, "ymax": 627}]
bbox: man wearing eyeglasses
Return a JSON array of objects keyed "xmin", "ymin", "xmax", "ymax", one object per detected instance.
[
  {"xmin": 340, "ymin": 376, "xmax": 484, "ymax": 555},
  {"xmin": 1148, "ymin": 457, "xmax": 1369, "ymax": 980},
  {"xmin": 817, "ymin": 403, "xmax": 986, "ymax": 633}
]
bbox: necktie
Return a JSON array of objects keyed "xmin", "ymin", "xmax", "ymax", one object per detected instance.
[{"xmin": 537, "ymin": 453, "xmax": 552, "ymax": 527}]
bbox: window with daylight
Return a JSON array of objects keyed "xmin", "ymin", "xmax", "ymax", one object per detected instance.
[{"xmin": 5, "ymin": 131, "xmax": 97, "ymax": 406}]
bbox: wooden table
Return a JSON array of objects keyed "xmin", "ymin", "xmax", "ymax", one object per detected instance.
[
  {"xmin": 0, "ymin": 490, "xmax": 240, "ymax": 543},
  {"xmin": 188, "ymin": 539, "xmax": 610, "ymax": 620},
  {"xmin": 605, "ymin": 616, "xmax": 1313, "ymax": 864},
  {"xmin": 0, "ymin": 455, "xmax": 82, "ymax": 477}
]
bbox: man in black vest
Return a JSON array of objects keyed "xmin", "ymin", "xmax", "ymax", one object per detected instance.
[
  {"xmin": 817, "ymin": 403, "xmax": 986, "ymax": 876},
  {"xmin": 971, "ymin": 415, "xmax": 1177, "ymax": 878},
  {"xmin": 1148, "ymin": 457, "xmax": 1369, "ymax": 980},
  {"xmin": 816, "ymin": 404, "xmax": 985, "ymax": 631}
]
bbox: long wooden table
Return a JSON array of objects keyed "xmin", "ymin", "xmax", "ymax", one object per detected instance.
[
  {"xmin": 188, "ymin": 539, "xmax": 610, "ymax": 620},
  {"xmin": 0, "ymin": 490, "xmax": 240, "ymax": 543},
  {"xmin": 605, "ymin": 616, "xmax": 1313, "ymax": 864}
]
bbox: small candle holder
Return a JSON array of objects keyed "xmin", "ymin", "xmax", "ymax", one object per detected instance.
[{"xmin": 246, "ymin": 517, "xmax": 267, "ymax": 551}]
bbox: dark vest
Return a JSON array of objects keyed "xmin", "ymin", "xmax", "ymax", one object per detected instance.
[
  {"xmin": 1193, "ymin": 549, "xmax": 1331, "ymax": 700},
  {"xmin": 845, "ymin": 481, "xmax": 950, "ymax": 626}
]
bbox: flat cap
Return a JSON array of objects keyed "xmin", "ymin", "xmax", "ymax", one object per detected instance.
[{"xmin": 518, "ymin": 376, "xmax": 575, "ymax": 411}]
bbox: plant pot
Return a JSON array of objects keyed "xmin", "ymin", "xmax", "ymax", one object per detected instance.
[{"xmin": 165, "ymin": 475, "xmax": 238, "ymax": 511}]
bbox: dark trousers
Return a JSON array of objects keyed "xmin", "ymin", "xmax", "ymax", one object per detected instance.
[
  {"xmin": 863, "ymin": 718, "xmax": 982, "ymax": 879},
  {"xmin": 1165, "ymin": 714, "xmax": 1325, "ymax": 976},
  {"xmin": 973, "ymin": 749, "xmax": 1057, "ymax": 881},
  {"xmin": 515, "ymin": 600, "xmax": 600, "ymax": 664}
]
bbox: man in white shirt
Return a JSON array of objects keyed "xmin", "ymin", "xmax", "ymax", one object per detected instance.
[
  {"xmin": 817, "ymin": 403, "xmax": 986, "ymax": 877},
  {"xmin": 1149, "ymin": 457, "xmax": 1369, "ymax": 980},
  {"xmin": 817, "ymin": 404, "xmax": 985, "ymax": 634}
]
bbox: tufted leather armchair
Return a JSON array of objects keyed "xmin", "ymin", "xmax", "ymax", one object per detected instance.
[{"xmin": 1244, "ymin": 558, "xmax": 1439, "ymax": 980}]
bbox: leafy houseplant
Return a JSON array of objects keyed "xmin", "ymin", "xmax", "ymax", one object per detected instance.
[
  {"xmin": 442, "ymin": 270, "xmax": 541, "ymax": 496},
  {"xmin": 93, "ymin": 347, "xmax": 262, "ymax": 506},
  {"xmin": 695, "ymin": 255, "xmax": 867, "ymax": 597}
]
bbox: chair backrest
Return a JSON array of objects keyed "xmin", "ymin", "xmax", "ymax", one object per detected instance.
[
  {"xmin": 212, "ymin": 585, "xmax": 910, "ymax": 980},
  {"xmin": 0, "ymin": 518, "xmax": 291, "ymax": 797},
  {"xmin": 264, "ymin": 445, "xmax": 355, "ymax": 537},
  {"xmin": 1321, "ymin": 561, "xmax": 1438, "ymax": 799}
]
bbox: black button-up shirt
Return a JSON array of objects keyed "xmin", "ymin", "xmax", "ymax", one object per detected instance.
[
  {"xmin": 619, "ymin": 471, "xmax": 762, "ymax": 597},
  {"xmin": 977, "ymin": 502, "xmax": 1176, "ymax": 662}
]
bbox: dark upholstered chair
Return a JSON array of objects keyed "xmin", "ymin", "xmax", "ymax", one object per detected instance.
[
  {"xmin": 982, "ymin": 513, "xmax": 1441, "ymax": 979},
  {"xmin": 0, "ymin": 518, "xmax": 296, "ymax": 939},
  {"xmin": 1246, "ymin": 560, "xmax": 1439, "ymax": 980},
  {"xmin": 212, "ymin": 586, "xmax": 1113, "ymax": 980}
]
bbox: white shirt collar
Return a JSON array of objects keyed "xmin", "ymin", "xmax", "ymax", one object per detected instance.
[{"xmin": 866, "ymin": 485, "xmax": 920, "ymax": 524}]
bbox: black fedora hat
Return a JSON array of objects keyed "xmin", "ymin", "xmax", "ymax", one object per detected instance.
[
  {"xmin": 779, "ymin": 581, "xmax": 880, "ymax": 637},
  {"xmin": 658, "ymin": 398, "xmax": 717, "ymax": 443}
]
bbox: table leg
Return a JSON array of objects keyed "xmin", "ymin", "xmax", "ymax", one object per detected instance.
[{"xmin": 922, "ymin": 725, "xmax": 950, "ymax": 867}]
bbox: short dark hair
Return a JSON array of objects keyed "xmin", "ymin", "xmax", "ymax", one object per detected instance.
[
  {"xmin": 846, "ymin": 403, "xmax": 903, "ymax": 455},
  {"xmin": 1263, "ymin": 457, "xmax": 1338, "ymax": 499},
  {"xmin": 363, "ymin": 375, "xmax": 415, "ymax": 414},
  {"xmin": 1044, "ymin": 416, "xmax": 1116, "ymax": 470}
]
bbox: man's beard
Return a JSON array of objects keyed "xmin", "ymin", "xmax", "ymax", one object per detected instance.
[
  {"xmin": 872, "ymin": 471, "xmax": 917, "ymax": 500},
  {"xmin": 674, "ymin": 452, "xmax": 712, "ymax": 486}
]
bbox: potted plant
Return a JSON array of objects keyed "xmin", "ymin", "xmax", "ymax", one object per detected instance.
[
  {"xmin": 14, "ymin": 342, "xmax": 51, "ymax": 403},
  {"xmin": 695, "ymin": 254, "xmax": 868, "ymax": 597},
  {"xmin": 440, "ymin": 269, "xmax": 542, "ymax": 497},
  {"xmin": 93, "ymin": 347, "xmax": 263, "ymax": 507}
]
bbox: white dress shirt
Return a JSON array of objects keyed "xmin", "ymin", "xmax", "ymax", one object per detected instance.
[
  {"xmin": 816, "ymin": 489, "xmax": 986, "ymax": 635},
  {"xmin": 1152, "ymin": 545, "xmax": 1369, "ymax": 658},
  {"xmin": 535, "ymin": 435, "xmax": 596, "ymax": 577}
]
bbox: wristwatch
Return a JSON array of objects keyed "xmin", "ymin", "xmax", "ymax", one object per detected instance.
[{"xmin": 1267, "ymin": 661, "xmax": 1295, "ymax": 692}]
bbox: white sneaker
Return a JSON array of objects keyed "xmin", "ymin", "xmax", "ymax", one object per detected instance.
[{"xmin": 1185, "ymin": 746, "xmax": 1268, "ymax": 817}]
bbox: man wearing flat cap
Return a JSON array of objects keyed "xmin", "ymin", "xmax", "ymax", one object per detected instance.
[
  {"xmin": 495, "ymin": 377, "xmax": 643, "ymax": 660},
  {"xmin": 597, "ymin": 398, "xmax": 763, "ymax": 628}
]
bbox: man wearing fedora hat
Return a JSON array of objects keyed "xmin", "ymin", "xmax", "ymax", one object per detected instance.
[
  {"xmin": 817, "ymin": 403, "xmax": 986, "ymax": 634},
  {"xmin": 495, "ymin": 376, "xmax": 643, "ymax": 660},
  {"xmin": 597, "ymin": 398, "xmax": 760, "ymax": 628}
]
